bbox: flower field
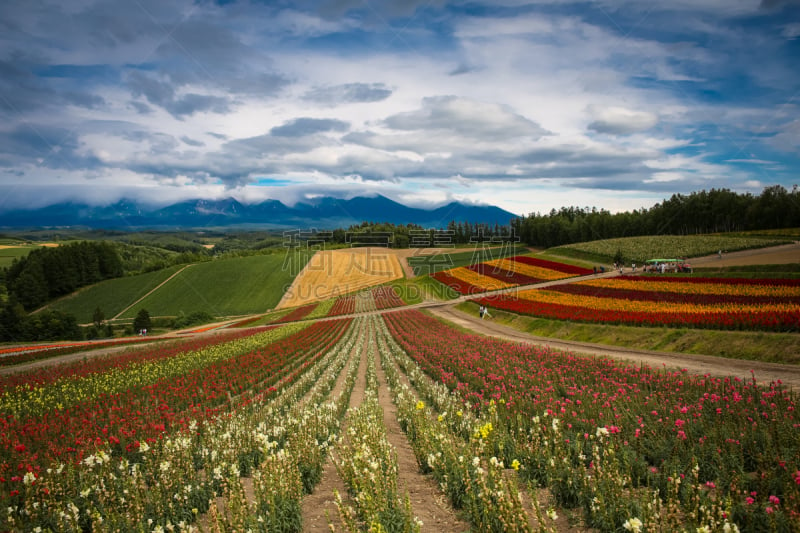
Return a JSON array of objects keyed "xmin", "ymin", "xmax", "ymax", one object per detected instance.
[
  {"xmin": 0, "ymin": 318, "xmax": 356, "ymax": 530},
  {"xmin": 4, "ymin": 297, "xmax": 800, "ymax": 532},
  {"xmin": 326, "ymin": 286, "xmax": 407, "ymax": 317},
  {"xmin": 383, "ymin": 309, "xmax": 800, "ymax": 532},
  {"xmin": 477, "ymin": 275, "xmax": 800, "ymax": 331},
  {"xmin": 431, "ymin": 256, "xmax": 592, "ymax": 295},
  {"xmin": 0, "ymin": 337, "xmax": 162, "ymax": 367}
]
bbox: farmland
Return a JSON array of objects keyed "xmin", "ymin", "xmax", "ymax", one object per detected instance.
[
  {"xmin": 2, "ymin": 236, "xmax": 800, "ymax": 532},
  {"xmin": 477, "ymin": 275, "xmax": 800, "ymax": 331},
  {"xmin": 1, "ymin": 308, "xmax": 798, "ymax": 532},
  {"xmin": 44, "ymin": 265, "xmax": 184, "ymax": 322},
  {"xmin": 278, "ymin": 248, "xmax": 404, "ymax": 309},
  {"xmin": 116, "ymin": 253, "xmax": 311, "ymax": 318}
]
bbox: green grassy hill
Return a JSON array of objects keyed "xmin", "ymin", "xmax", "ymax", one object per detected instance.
[
  {"xmin": 118, "ymin": 253, "xmax": 311, "ymax": 319},
  {"xmin": 44, "ymin": 265, "xmax": 184, "ymax": 322},
  {"xmin": 550, "ymin": 234, "xmax": 790, "ymax": 264}
]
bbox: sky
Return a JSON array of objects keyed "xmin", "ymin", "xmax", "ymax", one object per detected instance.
[{"xmin": 0, "ymin": 0, "xmax": 798, "ymax": 217}]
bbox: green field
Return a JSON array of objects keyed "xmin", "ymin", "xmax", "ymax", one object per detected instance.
[
  {"xmin": 550, "ymin": 234, "xmax": 790, "ymax": 264},
  {"xmin": 0, "ymin": 246, "xmax": 36, "ymax": 268},
  {"xmin": 44, "ymin": 265, "xmax": 184, "ymax": 323},
  {"xmin": 118, "ymin": 253, "xmax": 311, "ymax": 319}
]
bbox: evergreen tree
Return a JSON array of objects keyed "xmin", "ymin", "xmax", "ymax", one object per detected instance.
[{"xmin": 133, "ymin": 308, "xmax": 152, "ymax": 334}]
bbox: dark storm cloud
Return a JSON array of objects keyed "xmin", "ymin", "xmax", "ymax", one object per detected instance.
[{"xmin": 0, "ymin": 59, "xmax": 105, "ymax": 115}]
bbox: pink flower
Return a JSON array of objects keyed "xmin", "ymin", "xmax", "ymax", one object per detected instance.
[
  {"xmin": 769, "ymin": 495, "xmax": 780, "ymax": 506},
  {"xmin": 745, "ymin": 497, "xmax": 755, "ymax": 505}
]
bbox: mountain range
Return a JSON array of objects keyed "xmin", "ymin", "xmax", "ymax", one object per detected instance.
[{"xmin": 0, "ymin": 195, "xmax": 518, "ymax": 229}]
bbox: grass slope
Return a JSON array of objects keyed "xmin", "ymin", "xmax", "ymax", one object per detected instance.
[
  {"xmin": 119, "ymin": 253, "xmax": 311, "ymax": 318},
  {"xmin": 551, "ymin": 235, "xmax": 790, "ymax": 265},
  {"xmin": 43, "ymin": 265, "xmax": 184, "ymax": 323}
]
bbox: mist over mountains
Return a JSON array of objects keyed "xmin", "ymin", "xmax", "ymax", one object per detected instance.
[{"xmin": 0, "ymin": 195, "xmax": 517, "ymax": 229}]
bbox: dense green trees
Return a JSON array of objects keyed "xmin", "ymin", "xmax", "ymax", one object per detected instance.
[
  {"xmin": 513, "ymin": 186, "xmax": 800, "ymax": 248},
  {"xmin": 0, "ymin": 297, "xmax": 82, "ymax": 342},
  {"xmin": 5, "ymin": 241, "xmax": 123, "ymax": 310}
]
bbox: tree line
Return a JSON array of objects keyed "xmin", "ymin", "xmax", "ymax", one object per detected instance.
[
  {"xmin": 511, "ymin": 185, "xmax": 800, "ymax": 249},
  {"xmin": 4, "ymin": 241, "xmax": 123, "ymax": 311}
]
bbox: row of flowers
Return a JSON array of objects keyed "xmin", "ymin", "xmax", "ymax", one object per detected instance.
[
  {"xmin": 0, "ymin": 336, "xmax": 167, "ymax": 368},
  {"xmin": 431, "ymin": 256, "xmax": 593, "ymax": 296},
  {"xmin": 577, "ymin": 276, "xmax": 800, "ymax": 297},
  {"xmin": 376, "ymin": 314, "xmax": 551, "ymax": 532},
  {"xmin": 476, "ymin": 277, "xmax": 800, "ymax": 331},
  {"xmin": 4, "ymin": 315, "xmax": 365, "ymax": 531},
  {"xmin": 382, "ymin": 309, "xmax": 799, "ymax": 532},
  {"xmin": 333, "ymin": 317, "xmax": 421, "ymax": 531},
  {"xmin": 0, "ymin": 319, "xmax": 352, "ymax": 498},
  {"xmin": 326, "ymin": 286, "xmax": 407, "ymax": 317}
]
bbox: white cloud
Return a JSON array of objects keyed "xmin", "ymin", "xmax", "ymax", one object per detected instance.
[{"xmin": 587, "ymin": 106, "xmax": 659, "ymax": 135}]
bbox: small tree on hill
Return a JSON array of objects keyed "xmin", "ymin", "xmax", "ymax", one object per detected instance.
[
  {"xmin": 133, "ymin": 308, "xmax": 152, "ymax": 334},
  {"xmin": 93, "ymin": 306, "xmax": 105, "ymax": 329}
]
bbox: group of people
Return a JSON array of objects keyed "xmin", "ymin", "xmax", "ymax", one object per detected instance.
[{"xmin": 478, "ymin": 305, "xmax": 491, "ymax": 319}]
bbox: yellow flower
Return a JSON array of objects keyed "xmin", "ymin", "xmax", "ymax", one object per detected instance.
[
  {"xmin": 511, "ymin": 459, "xmax": 521, "ymax": 471},
  {"xmin": 415, "ymin": 400, "xmax": 425, "ymax": 410}
]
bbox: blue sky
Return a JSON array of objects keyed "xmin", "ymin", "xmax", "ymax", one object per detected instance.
[{"xmin": 0, "ymin": 0, "xmax": 798, "ymax": 216}]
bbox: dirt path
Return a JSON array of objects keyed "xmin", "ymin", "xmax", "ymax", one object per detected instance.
[
  {"xmin": 429, "ymin": 305, "xmax": 800, "ymax": 389},
  {"xmin": 374, "ymin": 337, "xmax": 470, "ymax": 532},
  {"xmin": 690, "ymin": 241, "xmax": 800, "ymax": 267},
  {"xmin": 300, "ymin": 322, "xmax": 368, "ymax": 532}
]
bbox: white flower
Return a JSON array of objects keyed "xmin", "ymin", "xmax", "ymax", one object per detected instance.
[
  {"xmin": 551, "ymin": 418, "xmax": 560, "ymax": 431},
  {"xmin": 546, "ymin": 508, "xmax": 558, "ymax": 521},
  {"xmin": 159, "ymin": 461, "xmax": 171, "ymax": 472},
  {"xmin": 22, "ymin": 472, "xmax": 35, "ymax": 486},
  {"xmin": 623, "ymin": 517, "xmax": 643, "ymax": 533},
  {"xmin": 696, "ymin": 527, "xmax": 710, "ymax": 533},
  {"xmin": 596, "ymin": 427, "xmax": 609, "ymax": 438}
]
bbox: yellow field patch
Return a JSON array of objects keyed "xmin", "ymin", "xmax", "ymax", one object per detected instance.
[{"xmin": 277, "ymin": 247, "xmax": 404, "ymax": 309}]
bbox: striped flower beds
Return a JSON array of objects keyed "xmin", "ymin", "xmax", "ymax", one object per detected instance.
[
  {"xmin": 432, "ymin": 256, "xmax": 592, "ymax": 295},
  {"xmin": 466, "ymin": 263, "xmax": 541, "ymax": 286},
  {"xmin": 271, "ymin": 302, "xmax": 318, "ymax": 323},
  {"xmin": 372, "ymin": 286, "xmax": 405, "ymax": 310},
  {"xmin": 328, "ymin": 295, "xmax": 356, "ymax": 316},
  {"xmin": 477, "ymin": 275, "xmax": 800, "ymax": 331},
  {"xmin": 432, "ymin": 266, "xmax": 514, "ymax": 295}
]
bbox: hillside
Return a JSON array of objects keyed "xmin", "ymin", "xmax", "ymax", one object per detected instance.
[{"xmin": 117, "ymin": 253, "xmax": 312, "ymax": 318}]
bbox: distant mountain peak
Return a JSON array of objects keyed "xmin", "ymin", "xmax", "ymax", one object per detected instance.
[{"xmin": 0, "ymin": 195, "xmax": 516, "ymax": 229}]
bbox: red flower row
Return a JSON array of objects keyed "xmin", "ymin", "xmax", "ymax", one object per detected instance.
[
  {"xmin": 513, "ymin": 256, "xmax": 594, "ymax": 275},
  {"xmin": 0, "ymin": 319, "xmax": 351, "ymax": 493},
  {"xmin": 548, "ymin": 283, "xmax": 800, "ymax": 306},
  {"xmin": 466, "ymin": 263, "xmax": 542, "ymax": 286},
  {"xmin": 475, "ymin": 294, "xmax": 800, "ymax": 331}
]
